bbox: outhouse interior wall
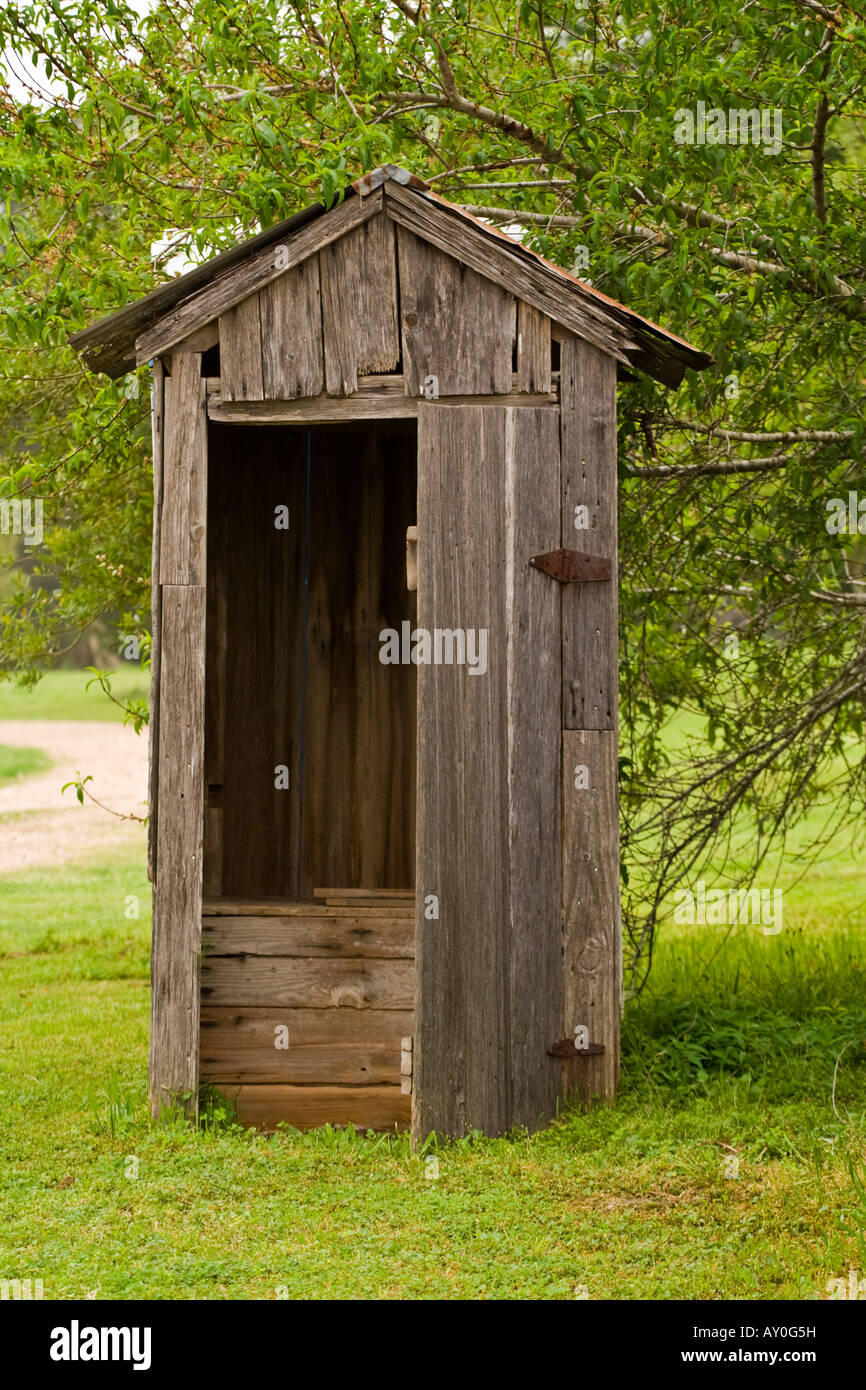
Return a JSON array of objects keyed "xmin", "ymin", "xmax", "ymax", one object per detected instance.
[{"xmin": 204, "ymin": 420, "xmax": 417, "ymax": 901}]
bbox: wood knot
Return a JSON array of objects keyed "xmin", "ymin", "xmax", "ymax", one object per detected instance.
[{"xmin": 333, "ymin": 988, "xmax": 363, "ymax": 1008}]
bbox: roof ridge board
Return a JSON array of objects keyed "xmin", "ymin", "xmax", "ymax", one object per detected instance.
[{"xmin": 352, "ymin": 165, "xmax": 430, "ymax": 195}]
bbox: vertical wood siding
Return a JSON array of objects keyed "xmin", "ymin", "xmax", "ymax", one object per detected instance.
[{"xmin": 149, "ymin": 351, "xmax": 207, "ymax": 1118}]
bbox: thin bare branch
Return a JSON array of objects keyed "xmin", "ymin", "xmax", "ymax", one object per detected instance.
[
  {"xmin": 627, "ymin": 454, "xmax": 795, "ymax": 478},
  {"xmin": 662, "ymin": 420, "xmax": 856, "ymax": 444}
]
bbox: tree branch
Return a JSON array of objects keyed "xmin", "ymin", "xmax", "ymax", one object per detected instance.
[
  {"xmin": 456, "ymin": 197, "xmax": 861, "ymax": 311},
  {"xmin": 459, "ymin": 201, "xmax": 580, "ymax": 227},
  {"xmin": 797, "ymin": 0, "xmax": 843, "ymax": 23},
  {"xmin": 810, "ymin": 12, "xmax": 839, "ymax": 224},
  {"xmin": 662, "ymin": 420, "xmax": 855, "ymax": 444},
  {"xmin": 812, "ymin": 89, "xmax": 831, "ymax": 224},
  {"xmin": 618, "ymin": 219, "xmax": 859, "ymax": 302},
  {"xmin": 627, "ymin": 454, "xmax": 795, "ymax": 478}
]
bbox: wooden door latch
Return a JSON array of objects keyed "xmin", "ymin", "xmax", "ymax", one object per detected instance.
[{"xmin": 529, "ymin": 548, "xmax": 612, "ymax": 583}]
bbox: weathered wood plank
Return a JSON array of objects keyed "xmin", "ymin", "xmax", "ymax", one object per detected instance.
[
  {"xmin": 146, "ymin": 358, "xmax": 165, "ymax": 885},
  {"xmin": 560, "ymin": 338, "xmax": 618, "ymax": 729},
  {"xmin": 149, "ymin": 583, "xmax": 206, "ymax": 1117},
  {"xmin": 319, "ymin": 900, "xmax": 414, "ymax": 911},
  {"xmin": 202, "ymin": 899, "xmax": 414, "ymax": 918},
  {"xmin": 135, "ymin": 189, "xmax": 383, "ymax": 365},
  {"xmin": 211, "ymin": 389, "xmax": 415, "ymax": 423},
  {"xmin": 505, "ymin": 407, "xmax": 562, "ymax": 1129},
  {"xmin": 201, "ymin": 1046, "xmax": 400, "ymax": 1085},
  {"xmin": 219, "ymin": 294, "xmax": 263, "ymax": 402},
  {"xmin": 313, "ymin": 887, "xmax": 413, "ymax": 901},
  {"xmin": 159, "ymin": 353, "xmax": 207, "ymax": 585},
  {"xmin": 216, "ymin": 1084, "xmax": 410, "ymax": 1132},
  {"xmin": 174, "ymin": 321, "xmax": 220, "ymax": 354},
  {"xmin": 259, "ymin": 255, "xmax": 324, "ymax": 399},
  {"xmin": 516, "ymin": 301, "xmax": 552, "ymax": 393},
  {"xmin": 207, "ymin": 387, "xmax": 557, "ymax": 424},
  {"xmin": 208, "ymin": 373, "xmax": 405, "ymax": 401},
  {"xmin": 396, "ymin": 226, "xmax": 515, "ymax": 396},
  {"xmin": 201, "ymin": 1006, "xmax": 413, "ymax": 1046},
  {"xmin": 202, "ymin": 917, "xmax": 414, "ymax": 958},
  {"xmin": 200, "ymin": 1001, "xmax": 405, "ymax": 1084},
  {"xmin": 413, "ymin": 405, "xmax": 510, "ymax": 1141},
  {"xmin": 561, "ymin": 729, "xmax": 621, "ymax": 1102},
  {"xmin": 200, "ymin": 956, "xmax": 413, "ymax": 1009},
  {"xmin": 321, "ymin": 212, "xmax": 400, "ymax": 394},
  {"xmin": 200, "ymin": 1015, "xmax": 401, "ymax": 1085},
  {"xmin": 385, "ymin": 181, "xmax": 634, "ymax": 366},
  {"xmin": 207, "ymin": 373, "xmax": 555, "ymax": 401}
]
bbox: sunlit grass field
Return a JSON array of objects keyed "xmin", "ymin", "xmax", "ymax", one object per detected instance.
[
  {"xmin": 0, "ymin": 668, "xmax": 149, "ymax": 722},
  {"xmin": 0, "ymin": 744, "xmax": 52, "ymax": 787},
  {"xmin": 628, "ymin": 704, "xmax": 866, "ymax": 942},
  {"xmin": 0, "ymin": 673, "xmax": 864, "ymax": 1299}
]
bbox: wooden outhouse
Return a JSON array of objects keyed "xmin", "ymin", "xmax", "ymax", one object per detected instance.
[{"xmin": 71, "ymin": 165, "xmax": 710, "ymax": 1141}]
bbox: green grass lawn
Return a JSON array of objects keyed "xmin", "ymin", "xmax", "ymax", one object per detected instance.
[
  {"xmin": 0, "ymin": 743, "xmax": 52, "ymax": 786},
  {"xmin": 0, "ymin": 842, "xmax": 864, "ymax": 1300},
  {"xmin": 0, "ymin": 668, "xmax": 149, "ymax": 722}
]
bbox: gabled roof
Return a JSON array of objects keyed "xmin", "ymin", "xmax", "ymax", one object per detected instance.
[{"xmin": 69, "ymin": 165, "xmax": 712, "ymax": 386}]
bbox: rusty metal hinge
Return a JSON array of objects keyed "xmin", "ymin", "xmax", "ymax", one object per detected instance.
[
  {"xmin": 548, "ymin": 1038, "xmax": 606, "ymax": 1058},
  {"xmin": 529, "ymin": 548, "xmax": 612, "ymax": 583}
]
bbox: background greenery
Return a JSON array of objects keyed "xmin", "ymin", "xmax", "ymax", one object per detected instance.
[
  {"xmin": 0, "ymin": 741, "xmax": 51, "ymax": 785},
  {"xmin": 2, "ymin": 0, "xmax": 864, "ymax": 983}
]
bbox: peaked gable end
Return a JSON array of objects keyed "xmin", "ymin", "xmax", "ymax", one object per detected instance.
[{"xmin": 70, "ymin": 169, "xmax": 712, "ymax": 387}]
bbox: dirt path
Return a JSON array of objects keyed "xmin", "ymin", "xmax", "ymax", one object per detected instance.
[{"xmin": 0, "ymin": 720, "xmax": 148, "ymax": 874}]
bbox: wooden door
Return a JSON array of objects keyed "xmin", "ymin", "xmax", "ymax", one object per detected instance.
[{"xmin": 413, "ymin": 403, "xmax": 562, "ymax": 1140}]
